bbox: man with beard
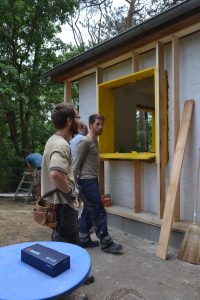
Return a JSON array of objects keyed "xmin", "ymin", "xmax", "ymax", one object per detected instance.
[
  {"xmin": 73, "ymin": 114, "xmax": 123, "ymax": 254},
  {"xmin": 41, "ymin": 103, "xmax": 90, "ymax": 300}
]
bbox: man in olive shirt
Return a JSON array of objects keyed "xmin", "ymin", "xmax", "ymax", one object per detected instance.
[
  {"xmin": 41, "ymin": 103, "xmax": 81, "ymax": 244},
  {"xmin": 73, "ymin": 114, "xmax": 122, "ymax": 254}
]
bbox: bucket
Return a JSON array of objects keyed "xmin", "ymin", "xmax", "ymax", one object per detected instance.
[{"xmin": 102, "ymin": 194, "xmax": 111, "ymax": 207}]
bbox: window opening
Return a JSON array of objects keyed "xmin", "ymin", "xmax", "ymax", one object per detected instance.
[{"xmin": 136, "ymin": 106, "xmax": 154, "ymax": 152}]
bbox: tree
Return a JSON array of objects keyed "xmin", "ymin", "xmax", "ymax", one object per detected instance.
[
  {"xmin": 65, "ymin": 0, "xmax": 186, "ymax": 50},
  {"xmin": 0, "ymin": 0, "xmax": 78, "ymax": 191},
  {"xmin": 0, "ymin": 0, "xmax": 78, "ymax": 157}
]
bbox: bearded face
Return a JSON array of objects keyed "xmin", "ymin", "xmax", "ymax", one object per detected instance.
[
  {"xmin": 70, "ymin": 109, "xmax": 81, "ymax": 135},
  {"xmin": 70, "ymin": 118, "xmax": 78, "ymax": 135}
]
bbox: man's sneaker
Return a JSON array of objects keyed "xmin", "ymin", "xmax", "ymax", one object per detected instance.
[
  {"xmin": 80, "ymin": 239, "xmax": 99, "ymax": 248},
  {"xmin": 83, "ymin": 274, "xmax": 95, "ymax": 285},
  {"xmin": 101, "ymin": 241, "xmax": 123, "ymax": 254}
]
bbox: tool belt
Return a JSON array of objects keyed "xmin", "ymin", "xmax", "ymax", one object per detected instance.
[{"xmin": 33, "ymin": 194, "xmax": 57, "ymax": 229}]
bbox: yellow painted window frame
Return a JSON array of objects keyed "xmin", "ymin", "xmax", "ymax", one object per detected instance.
[{"xmin": 98, "ymin": 67, "xmax": 167, "ymax": 161}]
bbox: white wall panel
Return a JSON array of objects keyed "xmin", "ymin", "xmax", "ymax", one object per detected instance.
[
  {"xmin": 179, "ymin": 32, "xmax": 200, "ymax": 221},
  {"xmin": 104, "ymin": 161, "xmax": 134, "ymax": 208},
  {"xmin": 103, "ymin": 59, "xmax": 132, "ymax": 82},
  {"xmin": 142, "ymin": 163, "xmax": 158, "ymax": 213},
  {"xmin": 79, "ymin": 73, "xmax": 97, "ymax": 125}
]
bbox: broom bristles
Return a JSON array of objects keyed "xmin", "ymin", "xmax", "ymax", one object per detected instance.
[{"xmin": 177, "ymin": 224, "xmax": 200, "ymax": 264}]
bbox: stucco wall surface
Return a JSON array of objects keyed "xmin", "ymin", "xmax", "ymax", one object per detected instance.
[{"xmin": 79, "ymin": 74, "xmax": 97, "ymax": 125}]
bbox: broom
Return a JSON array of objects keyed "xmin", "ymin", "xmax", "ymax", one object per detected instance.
[{"xmin": 177, "ymin": 148, "xmax": 200, "ymax": 264}]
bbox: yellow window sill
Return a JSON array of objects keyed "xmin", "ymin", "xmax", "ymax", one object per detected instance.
[{"xmin": 100, "ymin": 152, "xmax": 156, "ymax": 161}]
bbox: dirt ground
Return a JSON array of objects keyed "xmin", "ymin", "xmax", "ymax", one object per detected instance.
[
  {"xmin": 0, "ymin": 197, "xmax": 51, "ymax": 246},
  {"xmin": 1, "ymin": 197, "xmax": 200, "ymax": 300}
]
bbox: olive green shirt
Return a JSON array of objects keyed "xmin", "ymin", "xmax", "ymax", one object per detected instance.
[{"xmin": 41, "ymin": 134, "xmax": 79, "ymax": 210}]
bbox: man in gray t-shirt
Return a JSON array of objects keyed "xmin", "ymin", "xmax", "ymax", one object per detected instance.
[{"xmin": 73, "ymin": 114, "xmax": 122, "ymax": 254}]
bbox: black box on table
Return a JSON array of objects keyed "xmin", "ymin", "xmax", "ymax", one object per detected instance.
[{"xmin": 21, "ymin": 243, "xmax": 70, "ymax": 277}]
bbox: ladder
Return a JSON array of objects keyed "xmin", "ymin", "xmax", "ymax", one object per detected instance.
[{"xmin": 13, "ymin": 171, "xmax": 34, "ymax": 203}]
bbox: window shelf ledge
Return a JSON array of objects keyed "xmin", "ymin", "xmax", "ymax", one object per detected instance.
[{"xmin": 100, "ymin": 152, "xmax": 156, "ymax": 161}]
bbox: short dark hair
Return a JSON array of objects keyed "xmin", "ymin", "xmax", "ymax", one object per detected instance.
[
  {"xmin": 89, "ymin": 114, "xmax": 105, "ymax": 125},
  {"xmin": 51, "ymin": 103, "xmax": 76, "ymax": 129}
]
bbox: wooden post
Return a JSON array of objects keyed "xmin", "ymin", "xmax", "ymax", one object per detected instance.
[
  {"xmin": 134, "ymin": 160, "xmax": 142, "ymax": 212},
  {"xmin": 96, "ymin": 67, "xmax": 105, "ymax": 194},
  {"xmin": 172, "ymin": 35, "xmax": 180, "ymax": 222},
  {"xmin": 131, "ymin": 52, "xmax": 139, "ymax": 73},
  {"xmin": 64, "ymin": 81, "xmax": 72, "ymax": 103},
  {"xmin": 132, "ymin": 52, "xmax": 141, "ymax": 212},
  {"xmin": 156, "ymin": 41, "xmax": 167, "ymax": 218}
]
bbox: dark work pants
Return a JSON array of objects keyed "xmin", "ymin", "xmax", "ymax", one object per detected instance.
[
  {"xmin": 78, "ymin": 178, "xmax": 108, "ymax": 242},
  {"xmin": 52, "ymin": 204, "xmax": 79, "ymax": 245}
]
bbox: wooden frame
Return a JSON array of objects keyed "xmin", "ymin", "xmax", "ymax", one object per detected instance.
[
  {"xmin": 172, "ymin": 35, "xmax": 180, "ymax": 222},
  {"xmin": 64, "ymin": 81, "xmax": 72, "ymax": 103},
  {"xmin": 155, "ymin": 42, "xmax": 168, "ymax": 218}
]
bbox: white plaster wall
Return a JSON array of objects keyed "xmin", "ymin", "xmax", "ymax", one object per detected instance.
[
  {"xmin": 104, "ymin": 161, "xmax": 135, "ymax": 208},
  {"xmin": 142, "ymin": 163, "xmax": 158, "ymax": 212},
  {"xmin": 179, "ymin": 32, "xmax": 200, "ymax": 221},
  {"xmin": 103, "ymin": 59, "xmax": 132, "ymax": 81},
  {"xmin": 79, "ymin": 73, "xmax": 97, "ymax": 126},
  {"xmin": 162, "ymin": 33, "xmax": 200, "ymax": 221},
  {"xmin": 140, "ymin": 49, "xmax": 156, "ymax": 70}
]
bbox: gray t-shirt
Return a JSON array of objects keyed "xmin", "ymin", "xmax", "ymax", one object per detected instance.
[
  {"xmin": 73, "ymin": 136, "xmax": 99, "ymax": 180},
  {"xmin": 41, "ymin": 134, "xmax": 79, "ymax": 210}
]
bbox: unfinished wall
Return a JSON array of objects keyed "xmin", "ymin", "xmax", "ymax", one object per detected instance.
[
  {"xmin": 78, "ymin": 30, "xmax": 200, "ymax": 221},
  {"xmin": 103, "ymin": 59, "xmax": 132, "ymax": 82},
  {"xmin": 79, "ymin": 73, "xmax": 97, "ymax": 125},
  {"xmin": 179, "ymin": 32, "xmax": 200, "ymax": 221},
  {"xmin": 108, "ymin": 60, "xmax": 157, "ymax": 212}
]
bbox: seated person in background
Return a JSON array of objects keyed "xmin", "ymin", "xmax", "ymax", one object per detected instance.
[{"xmin": 26, "ymin": 153, "xmax": 43, "ymax": 200}]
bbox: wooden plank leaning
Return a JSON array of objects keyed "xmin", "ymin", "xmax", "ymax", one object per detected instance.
[{"xmin": 156, "ymin": 99, "xmax": 194, "ymax": 260}]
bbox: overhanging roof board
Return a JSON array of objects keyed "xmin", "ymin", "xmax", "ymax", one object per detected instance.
[{"xmin": 45, "ymin": 0, "xmax": 200, "ymax": 82}]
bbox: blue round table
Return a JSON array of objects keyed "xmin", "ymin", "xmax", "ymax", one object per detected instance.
[{"xmin": 0, "ymin": 241, "xmax": 91, "ymax": 300}]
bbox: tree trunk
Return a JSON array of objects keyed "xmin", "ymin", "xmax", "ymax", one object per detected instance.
[
  {"xmin": 5, "ymin": 112, "xmax": 20, "ymax": 155},
  {"xmin": 139, "ymin": 110, "xmax": 147, "ymax": 151},
  {"xmin": 126, "ymin": 0, "xmax": 136, "ymax": 28}
]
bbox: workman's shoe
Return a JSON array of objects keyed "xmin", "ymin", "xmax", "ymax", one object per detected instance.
[
  {"xmin": 80, "ymin": 239, "xmax": 99, "ymax": 248},
  {"xmin": 101, "ymin": 241, "xmax": 123, "ymax": 254},
  {"xmin": 83, "ymin": 274, "xmax": 95, "ymax": 285},
  {"xmin": 72, "ymin": 292, "xmax": 88, "ymax": 300}
]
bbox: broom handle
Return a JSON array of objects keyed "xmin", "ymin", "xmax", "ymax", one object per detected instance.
[{"xmin": 193, "ymin": 148, "xmax": 200, "ymax": 224}]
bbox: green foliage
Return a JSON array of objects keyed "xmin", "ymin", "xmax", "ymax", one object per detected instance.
[
  {"xmin": 0, "ymin": 156, "xmax": 26, "ymax": 193},
  {"xmin": 136, "ymin": 110, "xmax": 153, "ymax": 152},
  {"xmin": 0, "ymin": 0, "xmax": 79, "ymax": 191}
]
